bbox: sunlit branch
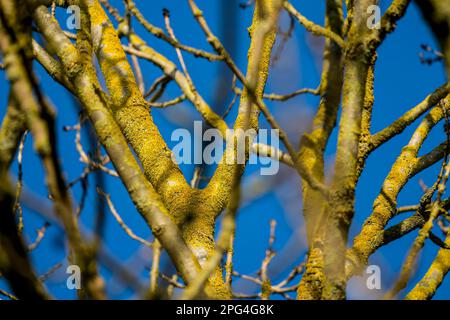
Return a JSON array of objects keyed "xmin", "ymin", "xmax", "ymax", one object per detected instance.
[
  {"xmin": 284, "ymin": 1, "xmax": 345, "ymax": 49},
  {"xmin": 33, "ymin": 3, "xmax": 201, "ymax": 286}
]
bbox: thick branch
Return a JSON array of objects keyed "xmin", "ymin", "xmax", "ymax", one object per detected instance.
[
  {"xmin": 347, "ymin": 104, "xmax": 448, "ymax": 279},
  {"xmin": 85, "ymin": 0, "xmax": 192, "ymax": 220},
  {"xmin": 32, "ymin": 4, "xmax": 200, "ymax": 286}
]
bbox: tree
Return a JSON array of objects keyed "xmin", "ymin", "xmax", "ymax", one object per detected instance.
[{"xmin": 0, "ymin": 0, "xmax": 449, "ymax": 300}]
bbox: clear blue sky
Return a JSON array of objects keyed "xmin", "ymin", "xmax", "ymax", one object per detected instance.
[{"xmin": 0, "ymin": 0, "xmax": 448, "ymax": 299}]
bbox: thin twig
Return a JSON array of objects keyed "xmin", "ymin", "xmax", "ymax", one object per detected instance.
[
  {"xmin": 284, "ymin": 2, "xmax": 345, "ymax": 48},
  {"xmin": 97, "ymin": 187, "xmax": 153, "ymax": 248},
  {"xmin": 163, "ymin": 9, "xmax": 194, "ymax": 87},
  {"xmin": 14, "ymin": 130, "xmax": 28, "ymax": 234},
  {"xmin": 28, "ymin": 222, "xmax": 50, "ymax": 252},
  {"xmin": 150, "ymin": 240, "xmax": 162, "ymax": 295},
  {"xmin": 234, "ymin": 85, "xmax": 320, "ymax": 101},
  {"xmin": 144, "ymin": 75, "xmax": 171, "ymax": 99},
  {"xmin": 225, "ymin": 232, "xmax": 235, "ymax": 288},
  {"xmin": 0, "ymin": 289, "xmax": 18, "ymax": 300},
  {"xmin": 148, "ymin": 94, "xmax": 186, "ymax": 108},
  {"xmin": 39, "ymin": 262, "xmax": 63, "ymax": 282},
  {"xmin": 160, "ymin": 273, "xmax": 184, "ymax": 289},
  {"xmin": 128, "ymin": 1, "xmax": 222, "ymax": 61}
]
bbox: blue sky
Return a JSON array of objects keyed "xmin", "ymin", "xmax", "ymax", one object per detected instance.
[{"xmin": 0, "ymin": 0, "xmax": 448, "ymax": 299}]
